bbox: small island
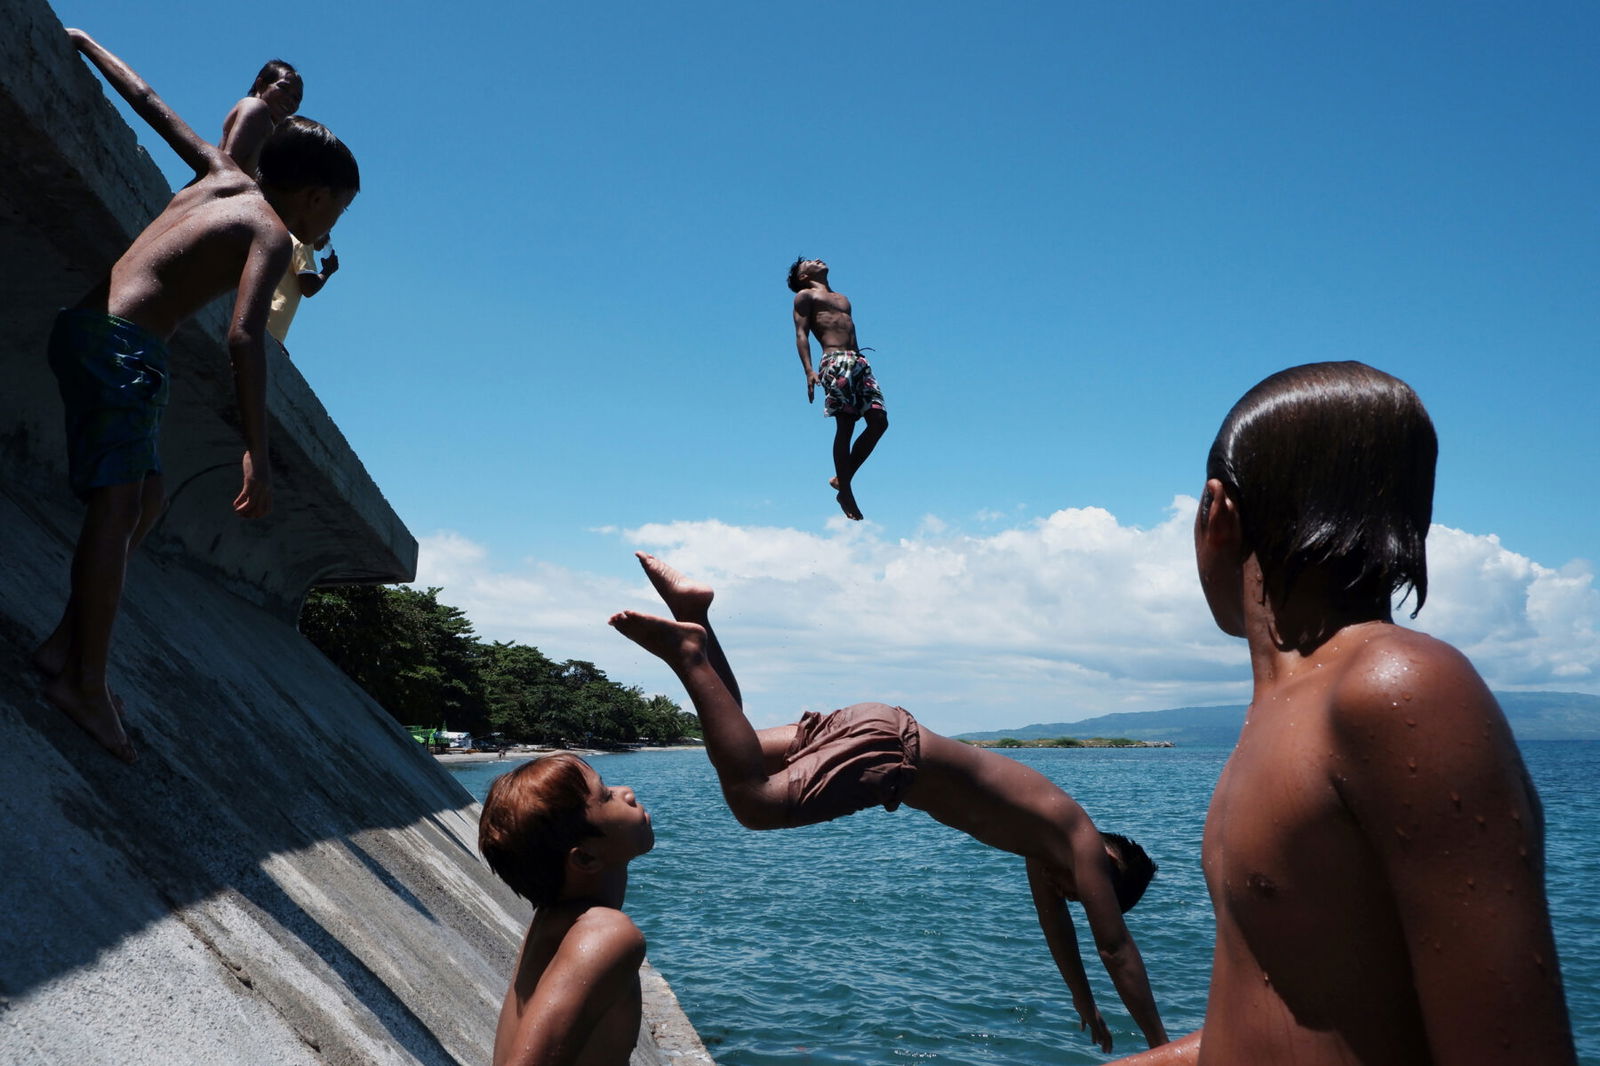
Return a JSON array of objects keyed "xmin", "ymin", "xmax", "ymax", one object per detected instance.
[{"xmin": 965, "ymin": 737, "xmax": 1173, "ymax": 749}]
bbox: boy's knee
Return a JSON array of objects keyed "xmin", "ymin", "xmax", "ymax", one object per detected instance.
[
  {"xmin": 866, "ymin": 411, "xmax": 888, "ymax": 433},
  {"xmin": 724, "ymin": 784, "xmax": 788, "ymax": 831}
]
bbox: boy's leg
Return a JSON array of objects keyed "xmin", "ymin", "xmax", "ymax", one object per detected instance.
[
  {"xmin": 830, "ymin": 415, "xmax": 864, "ymax": 520},
  {"xmin": 848, "ymin": 409, "xmax": 887, "ymax": 479},
  {"xmin": 41, "ymin": 481, "xmax": 145, "ymax": 762},
  {"xmin": 34, "ymin": 476, "xmax": 165, "ymax": 689},
  {"xmin": 634, "ymin": 552, "xmax": 741, "ymax": 706},
  {"xmin": 609, "ymin": 610, "xmax": 789, "ymax": 828}
]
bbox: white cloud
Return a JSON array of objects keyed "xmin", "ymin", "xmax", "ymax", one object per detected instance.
[
  {"xmin": 1418, "ymin": 526, "xmax": 1599, "ymax": 688},
  {"xmin": 412, "ymin": 504, "xmax": 1600, "ymax": 735}
]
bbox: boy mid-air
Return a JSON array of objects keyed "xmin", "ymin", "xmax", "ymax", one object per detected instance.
[
  {"xmin": 789, "ymin": 257, "xmax": 887, "ymax": 521},
  {"xmin": 1115, "ymin": 362, "xmax": 1575, "ymax": 1066},
  {"xmin": 32, "ymin": 30, "xmax": 358, "ymax": 763},
  {"xmin": 479, "ymin": 754, "xmax": 655, "ymax": 1066},
  {"xmin": 611, "ymin": 553, "xmax": 1168, "ymax": 1053}
]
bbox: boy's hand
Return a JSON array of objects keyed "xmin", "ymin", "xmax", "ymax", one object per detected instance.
[
  {"xmin": 807, "ymin": 370, "xmax": 819, "ymax": 403},
  {"xmin": 234, "ymin": 450, "xmax": 273, "ymax": 517},
  {"xmin": 1075, "ymin": 1000, "xmax": 1113, "ymax": 1053},
  {"xmin": 321, "ymin": 249, "xmax": 339, "ymax": 277}
]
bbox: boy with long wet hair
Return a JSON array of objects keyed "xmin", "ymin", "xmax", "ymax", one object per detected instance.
[
  {"xmin": 479, "ymin": 754, "xmax": 655, "ymax": 1066},
  {"xmin": 611, "ymin": 553, "xmax": 1167, "ymax": 1053},
  {"xmin": 1116, "ymin": 361, "xmax": 1575, "ymax": 1065},
  {"xmin": 32, "ymin": 30, "xmax": 357, "ymax": 763}
]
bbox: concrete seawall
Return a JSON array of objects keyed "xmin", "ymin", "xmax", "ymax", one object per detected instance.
[{"xmin": 0, "ymin": 3, "xmax": 712, "ymax": 1063}]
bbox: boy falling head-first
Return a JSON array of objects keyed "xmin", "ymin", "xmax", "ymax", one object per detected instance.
[
  {"xmin": 789, "ymin": 257, "xmax": 888, "ymax": 521},
  {"xmin": 611, "ymin": 554, "xmax": 1168, "ymax": 1053},
  {"xmin": 1115, "ymin": 362, "xmax": 1575, "ymax": 1065},
  {"xmin": 479, "ymin": 755, "xmax": 656, "ymax": 1066},
  {"xmin": 32, "ymin": 31, "xmax": 358, "ymax": 762}
]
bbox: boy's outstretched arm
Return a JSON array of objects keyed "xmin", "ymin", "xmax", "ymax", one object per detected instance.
[
  {"xmin": 500, "ymin": 912, "xmax": 646, "ymax": 1066},
  {"xmin": 1071, "ymin": 847, "xmax": 1169, "ymax": 1049},
  {"xmin": 66, "ymin": 29, "xmax": 226, "ymax": 178},
  {"xmin": 227, "ymin": 227, "xmax": 290, "ymax": 517},
  {"xmin": 793, "ymin": 294, "xmax": 818, "ymax": 403},
  {"xmin": 1028, "ymin": 859, "xmax": 1114, "ymax": 1051}
]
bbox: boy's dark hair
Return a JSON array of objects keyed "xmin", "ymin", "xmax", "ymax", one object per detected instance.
[
  {"xmin": 1206, "ymin": 361, "xmax": 1437, "ymax": 616},
  {"xmin": 786, "ymin": 255, "xmax": 808, "ymax": 293},
  {"xmin": 257, "ymin": 116, "xmax": 360, "ymax": 194},
  {"xmin": 479, "ymin": 754, "xmax": 599, "ymax": 908},
  {"xmin": 1102, "ymin": 832, "xmax": 1157, "ymax": 913},
  {"xmin": 249, "ymin": 59, "xmax": 298, "ymax": 97}
]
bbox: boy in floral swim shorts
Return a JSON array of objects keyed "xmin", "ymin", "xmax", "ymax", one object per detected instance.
[
  {"xmin": 611, "ymin": 553, "xmax": 1169, "ymax": 1054},
  {"xmin": 789, "ymin": 257, "xmax": 887, "ymax": 521}
]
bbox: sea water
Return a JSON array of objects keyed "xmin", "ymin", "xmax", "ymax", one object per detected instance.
[{"xmin": 451, "ymin": 741, "xmax": 1598, "ymax": 1065}]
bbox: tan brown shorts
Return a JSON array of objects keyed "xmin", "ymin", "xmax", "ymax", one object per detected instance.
[{"xmin": 781, "ymin": 702, "xmax": 921, "ymax": 827}]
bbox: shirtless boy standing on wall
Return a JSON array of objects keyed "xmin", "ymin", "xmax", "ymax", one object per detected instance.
[
  {"xmin": 1115, "ymin": 362, "xmax": 1575, "ymax": 1066},
  {"xmin": 789, "ymin": 257, "xmax": 887, "ymax": 521},
  {"xmin": 33, "ymin": 30, "xmax": 357, "ymax": 762}
]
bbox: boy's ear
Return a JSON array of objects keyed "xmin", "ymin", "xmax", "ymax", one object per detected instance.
[
  {"xmin": 567, "ymin": 844, "xmax": 601, "ymax": 876},
  {"xmin": 1199, "ymin": 478, "xmax": 1241, "ymax": 549}
]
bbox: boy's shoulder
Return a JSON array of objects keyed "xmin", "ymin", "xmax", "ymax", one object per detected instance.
[
  {"xmin": 1328, "ymin": 624, "xmax": 1485, "ymax": 716},
  {"xmin": 1324, "ymin": 622, "xmax": 1507, "ymax": 773},
  {"xmin": 150, "ymin": 175, "xmax": 290, "ymax": 258},
  {"xmin": 556, "ymin": 904, "xmax": 646, "ymax": 969}
]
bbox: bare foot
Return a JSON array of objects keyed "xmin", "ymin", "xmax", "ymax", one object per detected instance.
[
  {"xmin": 609, "ymin": 610, "xmax": 707, "ymax": 671},
  {"xmin": 635, "ymin": 552, "xmax": 714, "ymax": 622},
  {"xmin": 42, "ymin": 676, "xmax": 137, "ymax": 763},
  {"xmin": 836, "ymin": 484, "xmax": 863, "ymax": 521},
  {"xmin": 32, "ymin": 644, "xmax": 125, "ymax": 716}
]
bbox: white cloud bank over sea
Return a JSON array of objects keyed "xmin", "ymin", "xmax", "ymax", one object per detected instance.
[{"xmin": 413, "ymin": 498, "xmax": 1599, "ymax": 736}]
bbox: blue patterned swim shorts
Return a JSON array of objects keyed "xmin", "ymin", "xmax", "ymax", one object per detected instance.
[{"xmin": 48, "ymin": 309, "xmax": 170, "ymax": 499}]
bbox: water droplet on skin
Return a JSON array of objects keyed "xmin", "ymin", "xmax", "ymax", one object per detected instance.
[
  {"xmin": 1405, "ymin": 718, "xmax": 1417, "ymax": 728},
  {"xmin": 1407, "ymin": 757, "xmax": 1418, "ymax": 774},
  {"xmin": 1450, "ymin": 792, "xmax": 1462, "ymax": 809},
  {"xmin": 1475, "ymin": 815, "xmax": 1487, "ymax": 831},
  {"xmin": 1466, "ymin": 878, "xmax": 1476, "ymax": 890},
  {"xmin": 1401, "ymin": 692, "xmax": 1413, "ymax": 702}
]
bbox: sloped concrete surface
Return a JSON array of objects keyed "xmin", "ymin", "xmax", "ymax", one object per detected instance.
[{"xmin": 0, "ymin": 2, "xmax": 714, "ymax": 1063}]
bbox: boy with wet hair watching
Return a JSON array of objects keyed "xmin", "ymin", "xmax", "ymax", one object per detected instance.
[
  {"xmin": 479, "ymin": 754, "xmax": 655, "ymax": 1066},
  {"xmin": 1115, "ymin": 361, "xmax": 1575, "ymax": 1065},
  {"xmin": 611, "ymin": 553, "xmax": 1168, "ymax": 1053},
  {"xmin": 33, "ymin": 30, "xmax": 357, "ymax": 763}
]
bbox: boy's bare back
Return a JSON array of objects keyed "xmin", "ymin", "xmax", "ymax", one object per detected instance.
[
  {"xmin": 97, "ymin": 170, "xmax": 290, "ymax": 340},
  {"xmin": 495, "ymin": 901, "xmax": 644, "ymax": 1066},
  {"xmin": 68, "ymin": 30, "xmax": 290, "ymax": 343},
  {"xmin": 1199, "ymin": 623, "xmax": 1567, "ymax": 1064}
]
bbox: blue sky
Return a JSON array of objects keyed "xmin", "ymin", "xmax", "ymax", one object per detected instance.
[{"xmin": 57, "ymin": 1, "xmax": 1598, "ymax": 731}]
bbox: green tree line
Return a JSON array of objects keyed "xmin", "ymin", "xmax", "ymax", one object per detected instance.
[{"xmin": 298, "ymin": 585, "xmax": 700, "ymax": 747}]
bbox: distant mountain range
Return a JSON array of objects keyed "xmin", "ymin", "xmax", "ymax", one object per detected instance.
[{"xmin": 955, "ymin": 691, "xmax": 1600, "ymax": 747}]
